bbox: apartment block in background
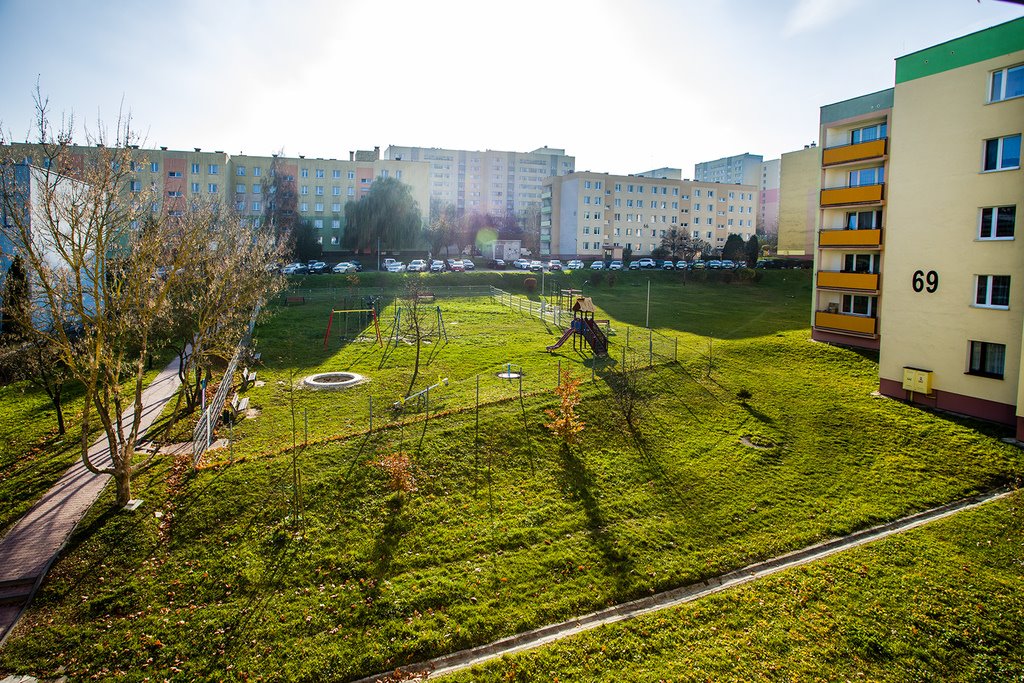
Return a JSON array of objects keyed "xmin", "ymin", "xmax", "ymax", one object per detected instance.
[
  {"xmin": 4, "ymin": 143, "xmax": 431, "ymax": 254},
  {"xmin": 383, "ymin": 145, "xmax": 574, "ymax": 219},
  {"xmin": 812, "ymin": 89, "xmax": 893, "ymax": 350},
  {"xmin": 542, "ymin": 171, "xmax": 757, "ymax": 258},
  {"xmin": 758, "ymin": 158, "xmax": 780, "ymax": 236},
  {"xmin": 878, "ymin": 18, "xmax": 1023, "ymax": 439},
  {"xmin": 694, "ymin": 153, "xmax": 763, "ymax": 185},
  {"xmin": 776, "ymin": 145, "xmax": 820, "ymax": 258}
]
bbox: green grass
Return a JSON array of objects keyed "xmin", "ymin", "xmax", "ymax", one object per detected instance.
[
  {"xmin": 447, "ymin": 491, "xmax": 1024, "ymax": 682},
  {"xmin": 0, "ymin": 354, "xmax": 176, "ymax": 535},
  {"xmin": 0, "ymin": 273, "xmax": 1019, "ymax": 681}
]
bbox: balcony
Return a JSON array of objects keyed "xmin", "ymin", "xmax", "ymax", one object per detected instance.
[
  {"xmin": 821, "ymin": 183, "xmax": 884, "ymax": 207},
  {"xmin": 822, "ymin": 139, "xmax": 887, "ymax": 167},
  {"xmin": 818, "ymin": 228, "xmax": 882, "ymax": 248},
  {"xmin": 816, "ymin": 271, "xmax": 879, "ymax": 291},
  {"xmin": 814, "ymin": 311, "xmax": 878, "ymax": 336}
]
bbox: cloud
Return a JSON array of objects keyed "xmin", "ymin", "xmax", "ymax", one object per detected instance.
[{"xmin": 783, "ymin": 0, "xmax": 860, "ymax": 37}]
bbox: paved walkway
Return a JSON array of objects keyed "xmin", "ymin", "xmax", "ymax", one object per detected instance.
[
  {"xmin": 357, "ymin": 488, "xmax": 1014, "ymax": 682},
  {"xmin": 0, "ymin": 356, "xmax": 183, "ymax": 643}
]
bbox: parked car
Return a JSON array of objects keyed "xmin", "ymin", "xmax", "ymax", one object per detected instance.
[
  {"xmin": 349, "ymin": 259, "xmax": 363, "ymax": 272},
  {"xmin": 461, "ymin": 258, "xmax": 476, "ymax": 271},
  {"xmin": 513, "ymin": 258, "xmax": 530, "ymax": 270},
  {"xmin": 566, "ymin": 259, "xmax": 584, "ymax": 270},
  {"xmin": 386, "ymin": 261, "xmax": 406, "ymax": 273},
  {"xmin": 486, "ymin": 258, "xmax": 506, "ymax": 269},
  {"xmin": 707, "ymin": 260, "xmax": 723, "ymax": 269},
  {"xmin": 590, "ymin": 261, "xmax": 605, "ymax": 270},
  {"xmin": 448, "ymin": 259, "xmax": 465, "ymax": 272},
  {"xmin": 407, "ymin": 259, "xmax": 428, "ymax": 272},
  {"xmin": 332, "ymin": 261, "xmax": 357, "ymax": 274},
  {"xmin": 307, "ymin": 261, "xmax": 328, "ymax": 274},
  {"xmin": 382, "ymin": 258, "xmax": 399, "ymax": 271},
  {"xmin": 691, "ymin": 260, "xmax": 706, "ymax": 270},
  {"xmin": 608, "ymin": 260, "xmax": 624, "ymax": 271},
  {"xmin": 721, "ymin": 259, "xmax": 736, "ymax": 270},
  {"xmin": 430, "ymin": 259, "xmax": 446, "ymax": 272},
  {"xmin": 547, "ymin": 259, "xmax": 563, "ymax": 271},
  {"xmin": 628, "ymin": 261, "xmax": 641, "ymax": 270},
  {"xmin": 529, "ymin": 260, "xmax": 544, "ymax": 272},
  {"xmin": 282, "ymin": 262, "xmax": 308, "ymax": 275},
  {"xmin": 660, "ymin": 260, "xmax": 675, "ymax": 270},
  {"xmin": 675, "ymin": 260, "xmax": 689, "ymax": 270},
  {"xmin": 637, "ymin": 257, "xmax": 657, "ymax": 269}
]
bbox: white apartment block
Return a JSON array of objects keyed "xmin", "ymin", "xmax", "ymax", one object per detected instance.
[
  {"xmin": 694, "ymin": 153, "xmax": 763, "ymax": 186},
  {"xmin": 383, "ymin": 145, "xmax": 574, "ymax": 219},
  {"xmin": 542, "ymin": 172, "xmax": 757, "ymax": 258}
]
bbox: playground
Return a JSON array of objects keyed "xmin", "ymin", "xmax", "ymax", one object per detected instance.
[{"xmin": 1, "ymin": 273, "xmax": 1021, "ymax": 681}]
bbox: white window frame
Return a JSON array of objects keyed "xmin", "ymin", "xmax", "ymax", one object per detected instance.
[
  {"xmin": 979, "ymin": 206, "xmax": 1015, "ymax": 240},
  {"xmin": 989, "ymin": 64, "xmax": 1024, "ymax": 103},
  {"xmin": 974, "ymin": 275, "xmax": 1011, "ymax": 309},
  {"xmin": 983, "ymin": 134, "xmax": 1021, "ymax": 172}
]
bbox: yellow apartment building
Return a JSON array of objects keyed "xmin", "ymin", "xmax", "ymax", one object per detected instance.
[
  {"xmin": 878, "ymin": 17, "xmax": 1024, "ymax": 440},
  {"xmin": 811, "ymin": 89, "xmax": 893, "ymax": 350},
  {"xmin": 542, "ymin": 172, "xmax": 757, "ymax": 258},
  {"xmin": 777, "ymin": 145, "xmax": 821, "ymax": 257}
]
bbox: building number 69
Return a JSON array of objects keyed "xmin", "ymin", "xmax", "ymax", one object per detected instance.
[{"xmin": 912, "ymin": 270, "xmax": 938, "ymax": 293}]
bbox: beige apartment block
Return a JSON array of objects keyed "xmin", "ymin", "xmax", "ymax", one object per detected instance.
[
  {"xmin": 877, "ymin": 17, "xmax": 1024, "ymax": 439},
  {"xmin": 777, "ymin": 145, "xmax": 820, "ymax": 257},
  {"xmin": 811, "ymin": 89, "xmax": 893, "ymax": 350},
  {"xmin": 542, "ymin": 172, "xmax": 757, "ymax": 258},
  {"xmin": 4, "ymin": 143, "xmax": 431, "ymax": 253}
]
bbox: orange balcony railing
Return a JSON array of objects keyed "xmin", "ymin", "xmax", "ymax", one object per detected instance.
[
  {"xmin": 820, "ymin": 184, "xmax": 884, "ymax": 207},
  {"xmin": 818, "ymin": 228, "xmax": 882, "ymax": 248},
  {"xmin": 816, "ymin": 271, "xmax": 879, "ymax": 290},
  {"xmin": 814, "ymin": 311, "xmax": 878, "ymax": 335},
  {"xmin": 822, "ymin": 139, "xmax": 887, "ymax": 166}
]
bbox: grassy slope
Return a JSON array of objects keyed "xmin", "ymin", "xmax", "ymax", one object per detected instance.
[
  {"xmin": 448, "ymin": 491, "xmax": 1024, "ymax": 682},
  {"xmin": 0, "ymin": 273, "xmax": 1020, "ymax": 680}
]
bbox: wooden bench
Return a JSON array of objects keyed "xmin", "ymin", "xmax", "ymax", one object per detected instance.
[
  {"xmin": 230, "ymin": 394, "xmax": 250, "ymax": 415},
  {"xmin": 285, "ymin": 295, "xmax": 305, "ymax": 305},
  {"xmin": 239, "ymin": 368, "xmax": 257, "ymax": 391},
  {"xmin": 415, "ymin": 292, "xmax": 435, "ymax": 303}
]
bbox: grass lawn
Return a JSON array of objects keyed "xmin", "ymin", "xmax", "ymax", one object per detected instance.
[
  {"xmin": 0, "ymin": 271, "xmax": 1019, "ymax": 680},
  {"xmin": 0, "ymin": 354, "xmax": 175, "ymax": 536},
  {"xmin": 447, "ymin": 490, "xmax": 1024, "ymax": 682}
]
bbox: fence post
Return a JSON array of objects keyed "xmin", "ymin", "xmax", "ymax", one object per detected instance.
[{"xmin": 649, "ymin": 329, "xmax": 653, "ymax": 367}]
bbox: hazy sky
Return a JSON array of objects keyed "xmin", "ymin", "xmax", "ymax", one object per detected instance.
[{"xmin": 1, "ymin": 0, "xmax": 1021, "ymax": 175}]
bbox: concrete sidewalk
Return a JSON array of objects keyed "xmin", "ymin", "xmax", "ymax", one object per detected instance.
[{"xmin": 0, "ymin": 356, "xmax": 183, "ymax": 643}]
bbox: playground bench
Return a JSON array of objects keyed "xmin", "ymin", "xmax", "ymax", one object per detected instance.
[
  {"xmin": 416, "ymin": 292, "xmax": 435, "ymax": 303},
  {"xmin": 285, "ymin": 295, "xmax": 305, "ymax": 305},
  {"xmin": 239, "ymin": 367, "xmax": 257, "ymax": 390},
  {"xmin": 230, "ymin": 394, "xmax": 250, "ymax": 416}
]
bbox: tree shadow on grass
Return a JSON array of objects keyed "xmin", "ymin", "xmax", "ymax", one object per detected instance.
[{"xmin": 555, "ymin": 444, "xmax": 633, "ymax": 581}]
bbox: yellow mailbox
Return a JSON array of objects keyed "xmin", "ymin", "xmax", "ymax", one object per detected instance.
[{"xmin": 901, "ymin": 367, "xmax": 933, "ymax": 394}]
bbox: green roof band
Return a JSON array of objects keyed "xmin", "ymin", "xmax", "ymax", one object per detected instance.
[{"xmin": 896, "ymin": 17, "xmax": 1024, "ymax": 84}]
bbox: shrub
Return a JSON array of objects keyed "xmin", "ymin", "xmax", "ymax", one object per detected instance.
[
  {"xmin": 589, "ymin": 271, "xmax": 604, "ymax": 286},
  {"xmin": 524, "ymin": 277, "xmax": 537, "ymax": 293},
  {"xmin": 606, "ymin": 272, "xmax": 617, "ymax": 287}
]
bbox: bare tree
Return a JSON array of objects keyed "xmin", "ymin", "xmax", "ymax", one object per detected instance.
[{"xmin": 0, "ymin": 93, "xmax": 279, "ymax": 505}]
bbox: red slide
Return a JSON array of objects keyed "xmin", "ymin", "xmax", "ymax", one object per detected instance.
[{"xmin": 545, "ymin": 327, "xmax": 574, "ymax": 351}]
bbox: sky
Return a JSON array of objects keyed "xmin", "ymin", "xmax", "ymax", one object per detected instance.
[{"xmin": 1, "ymin": 0, "xmax": 1021, "ymax": 176}]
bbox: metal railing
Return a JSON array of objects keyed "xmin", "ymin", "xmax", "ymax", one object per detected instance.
[{"xmin": 192, "ymin": 304, "xmax": 261, "ymax": 465}]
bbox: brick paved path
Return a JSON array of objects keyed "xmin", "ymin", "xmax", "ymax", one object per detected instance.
[{"xmin": 0, "ymin": 357, "xmax": 182, "ymax": 643}]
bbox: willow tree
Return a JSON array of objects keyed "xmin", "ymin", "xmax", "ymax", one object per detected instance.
[
  {"xmin": 342, "ymin": 177, "xmax": 422, "ymax": 252},
  {"xmin": 0, "ymin": 95, "xmax": 255, "ymax": 505}
]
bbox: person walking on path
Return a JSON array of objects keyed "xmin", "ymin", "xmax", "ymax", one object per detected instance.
[{"xmin": 0, "ymin": 354, "xmax": 183, "ymax": 643}]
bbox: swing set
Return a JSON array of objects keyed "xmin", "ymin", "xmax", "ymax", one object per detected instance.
[{"xmin": 323, "ymin": 307, "xmax": 383, "ymax": 349}]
